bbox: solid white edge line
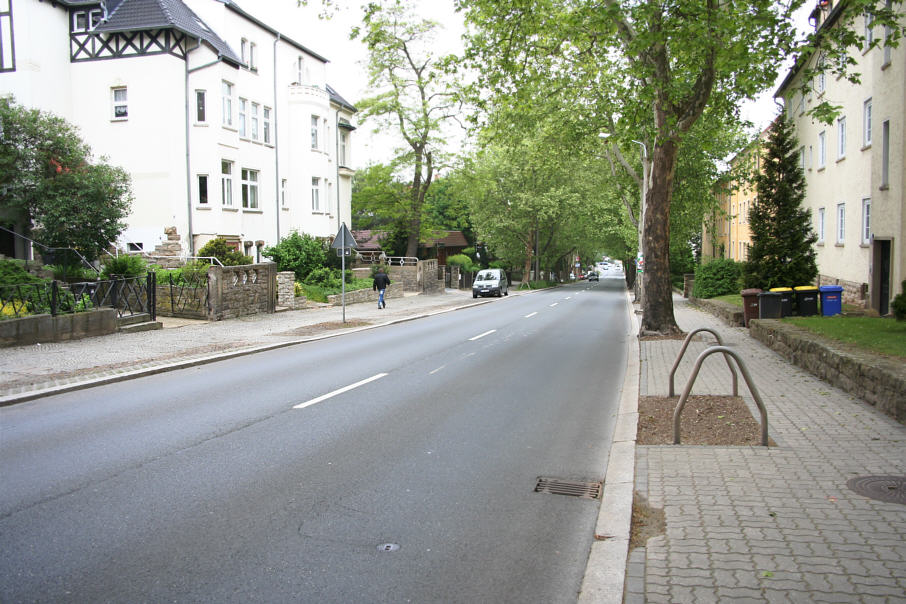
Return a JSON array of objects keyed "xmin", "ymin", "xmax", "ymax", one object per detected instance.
[
  {"xmin": 524, "ymin": 312, "xmax": 538, "ymax": 318},
  {"xmin": 469, "ymin": 329, "xmax": 496, "ymax": 341},
  {"xmin": 293, "ymin": 373, "xmax": 388, "ymax": 410}
]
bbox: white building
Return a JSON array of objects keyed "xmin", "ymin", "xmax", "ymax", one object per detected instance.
[
  {"xmin": 1, "ymin": 0, "xmax": 357, "ymax": 261},
  {"xmin": 775, "ymin": 0, "xmax": 905, "ymax": 314}
]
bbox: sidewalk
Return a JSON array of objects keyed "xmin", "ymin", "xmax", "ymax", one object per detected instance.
[
  {"xmin": 624, "ymin": 296, "xmax": 906, "ymax": 603},
  {"xmin": 0, "ymin": 288, "xmax": 484, "ymax": 404}
]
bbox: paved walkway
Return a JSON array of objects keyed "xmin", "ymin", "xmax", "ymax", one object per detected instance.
[{"xmin": 628, "ymin": 296, "xmax": 906, "ymax": 603}]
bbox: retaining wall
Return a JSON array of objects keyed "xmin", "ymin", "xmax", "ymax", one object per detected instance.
[
  {"xmin": 688, "ymin": 297, "xmax": 745, "ymax": 327},
  {"xmin": 207, "ymin": 263, "xmax": 277, "ymax": 320},
  {"xmin": 327, "ymin": 284, "xmax": 404, "ymax": 306},
  {"xmin": 0, "ymin": 309, "xmax": 118, "ymax": 347}
]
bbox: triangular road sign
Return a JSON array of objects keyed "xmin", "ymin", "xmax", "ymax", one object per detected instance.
[{"xmin": 331, "ymin": 222, "xmax": 358, "ymax": 249}]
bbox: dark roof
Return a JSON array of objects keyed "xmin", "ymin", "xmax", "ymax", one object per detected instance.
[
  {"xmin": 94, "ymin": 0, "xmax": 241, "ymax": 66},
  {"xmin": 422, "ymin": 231, "xmax": 468, "ymax": 248},
  {"xmin": 351, "ymin": 230, "xmax": 384, "ymax": 251},
  {"xmin": 327, "ymin": 84, "xmax": 357, "ymax": 113}
]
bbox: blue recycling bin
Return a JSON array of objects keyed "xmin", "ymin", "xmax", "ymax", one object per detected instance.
[{"xmin": 819, "ymin": 285, "xmax": 844, "ymax": 316}]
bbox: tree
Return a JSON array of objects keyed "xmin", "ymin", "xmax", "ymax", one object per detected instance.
[
  {"xmin": 0, "ymin": 96, "xmax": 132, "ymax": 262},
  {"xmin": 744, "ymin": 117, "xmax": 817, "ymax": 290},
  {"xmin": 353, "ymin": 0, "xmax": 463, "ymax": 258},
  {"xmin": 458, "ymin": 0, "xmax": 903, "ymax": 334}
]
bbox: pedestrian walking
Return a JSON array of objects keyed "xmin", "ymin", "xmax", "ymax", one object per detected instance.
[{"xmin": 373, "ymin": 266, "xmax": 391, "ymax": 309}]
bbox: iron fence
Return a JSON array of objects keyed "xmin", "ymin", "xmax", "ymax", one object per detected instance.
[{"xmin": 0, "ymin": 274, "xmax": 156, "ymax": 320}]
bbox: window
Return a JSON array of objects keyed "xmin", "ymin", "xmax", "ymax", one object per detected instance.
[
  {"xmin": 195, "ymin": 90, "xmax": 206, "ymax": 123},
  {"xmin": 249, "ymin": 42, "xmax": 257, "ymax": 71},
  {"xmin": 837, "ymin": 203, "xmax": 845, "ymax": 244},
  {"xmin": 881, "ymin": 120, "xmax": 890, "ymax": 188},
  {"xmin": 863, "ymin": 98, "xmax": 872, "ymax": 146},
  {"xmin": 861, "ymin": 198, "xmax": 871, "ymax": 244},
  {"xmin": 241, "ymin": 38, "xmax": 248, "ymax": 65},
  {"xmin": 816, "ymin": 57, "xmax": 826, "ymax": 93},
  {"xmin": 73, "ymin": 9, "xmax": 101, "ymax": 32},
  {"xmin": 222, "ymin": 81, "xmax": 233, "ymax": 127},
  {"xmin": 797, "ymin": 93, "xmax": 804, "ymax": 115},
  {"xmin": 251, "ymin": 102, "xmax": 259, "ymax": 141},
  {"xmin": 241, "ymin": 169, "xmax": 258, "ymax": 209},
  {"xmin": 263, "ymin": 107, "xmax": 271, "ymax": 144},
  {"xmin": 197, "ymin": 175, "xmax": 208, "ymax": 205},
  {"xmin": 1, "ymin": 1, "xmax": 14, "ymax": 72},
  {"xmin": 127, "ymin": 242, "xmax": 143, "ymax": 252},
  {"xmin": 837, "ymin": 117, "xmax": 846, "ymax": 159},
  {"xmin": 340, "ymin": 131, "xmax": 348, "ymax": 165},
  {"xmin": 808, "ymin": 145, "xmax": 813, "ymax": 170},
  {"xmin": 818, "ymin": 131, "xmax": 826, "ymax": 168},
  {"xmin": 311, "ymin": 177, "xmax": 321, "ymax": 211},
  {"xmin": 311, "ymin": 115, "xmax": 319, "ymax": 149},
  {"xmin": 817, "ymin": 207, "xmax": 826, "ymax": 243},
  {"xmin": 238, "ymin": 98, "xmax": 247, "ymax": 137},
  {"xmin": 296, "ymin": 56, "xmax": 304, "ymax": 83},
  {"xmin": 798, "ymin": 146, "xmax": 806, "ymax": 171},
  {"xmin": 884, "ymin": 0, "xmax": 893, "ymax": 64},
  {"xmin": 112, "ymin": 87, "xmax": 128, "ymax": 120},
  {"xmin": 281, "ymin": 179, "xmax": 287, "ymax": 207},
  {"xmin": 221, "ymin": 161, "xmax": 233, "ymax": 206}
]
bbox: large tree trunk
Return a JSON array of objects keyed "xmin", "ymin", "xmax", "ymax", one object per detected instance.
[
  {"xmin": 641, "ymin": 139, "xmax": 681, "ymax": 335},
  {"xmin": 522, "ymin": 234, "xmax": 533, "ymax": 286}
]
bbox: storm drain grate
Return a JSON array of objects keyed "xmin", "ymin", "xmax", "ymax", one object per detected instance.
[
  {"xmin": 846, "ymin": 475, "xmax": 906, "ymax": 505},
  {"xmin": 534, "ymin": 477, "xmax": 602, "ymax": 499}
]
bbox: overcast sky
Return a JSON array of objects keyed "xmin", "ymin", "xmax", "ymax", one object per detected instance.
[{"xmin": 253, "ymin": 0, "xmax": 812, "ymax": 169}]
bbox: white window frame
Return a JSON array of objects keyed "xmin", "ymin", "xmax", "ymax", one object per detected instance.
[
  {"xmin": 221, "ymin": 160, "xmax": 233, "ymax": 206},
  {"xmin": 251, "ymin": 102, "xmax": 259, "ymax": 141},
  {"xmin": 241, "ymin": 168, "xmax": 259, "ymax": 209},
  {"xmin": 817, "ymin": 207, "xmax": 826, "ymax": 243},
  {"xmin": 296, "ymin": 56, "xmax": 304, "ymax": 84},
  {"xmin": 111, "ymin": 87, "xmax": 128, "ymax": 120},
  {"xmin": 881, "ymin": 120, "xmax": 890, "ymax": 188},
  {"xmin": 837, "ymin": 117, "xmax": 846, "ymax": 159},
  {"xmin": 241, "ymin": 38, "xmax": 248, "ymax": 65},
  {"xmin": 836, "ymin": 203, "xmax": 846, "ymax": 244},
  {"xmin": 222, "ymin": 81, "xmax": 233, "ymax": 127},
  {"xmin": 281, "ymin": 178, "xmax": 288, "ymax": 207},
  {"xmin": 798, "ymin": 146, "xmax": 806, "ymax": 171},
  {"xmin": 864, "ymin": 11, "xmax": 874, "ymax": 47},
  {"xmin": 818, "ymin": 131, "xmax": 826, "ymax": 168},
  {"xmin": 861, "ymin": 198, "xmax": 871, "ymax": 244},
  {"xmin": 195, "ymin": 90, "xmax": 206, "ymax": 123},
  {"xmin": 340, "ymin": 131, "xmax": 348, "ymax": 165},
  {"xmin": 249, "ymin": 42, "xmax": 257, "ymax": 71},
  {"xmin": 73, "ymin": 9, "xmax": 101, "ymax": 32},
  {"xmin": 238, "ymin": 98, "xmax": 247, "ymax": 138},
  {"xmin": 311, "ymin": 177, "xmax": 321, "ymax": 212},
  {"xmin": 197, "ymin": 174, "xmax": 209, "ymax": 205},
  {"xmin": 863, "ymin": 98, "xmax": 872, "ymax": 146},
  {"xmin": 311, "ymin": 115, "xmax": 320, "ymax": 150},
  {"xmin": 263, "ymin": 107, "xmax": 272, "ymax": 144},
  {"xmin": 0, "ymin": 2, "xmax": 13, "ymax": 72}
]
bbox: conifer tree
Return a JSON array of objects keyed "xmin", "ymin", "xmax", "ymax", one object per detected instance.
[{"xmin": 744, "ymin": 116, "xmax": 818, "ymax": 290}]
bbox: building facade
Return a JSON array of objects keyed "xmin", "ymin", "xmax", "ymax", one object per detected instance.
[
  {"xmin": 1, "ymin": 0, "xmax": 356, "ymax": 261},
  {"xmin": 775, "ymin": 0, "xmax": 905, "ymax": 313}
]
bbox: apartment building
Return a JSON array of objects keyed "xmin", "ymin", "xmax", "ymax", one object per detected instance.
[
  {"xmin": 775, "ymin": 0, "xmax": 905, "ymax": 313},
  {"xmin": 1, "ymin": 0, "xmax": 356, "ymax": 260}
]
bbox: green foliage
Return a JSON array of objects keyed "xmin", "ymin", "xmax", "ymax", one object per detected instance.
[
  {"xmin": 48, "ymin": 264, "xmax": 98, "ymax": 281},
  {"xmin": 197, "ymin": 238, "xmax": 253, "ymax": 267},
  {"xmin": 1, "ymin": 96, "xmax": 132, "ymax": 261},
  {"xmin": 101, "ymin": 254, "xmax": 147, "ymax": 278},
  {"xmin": 744, "ymin": 118, "xmax": 818, "ymax": 290},
  {"xmin": 693, "ymin": 259, "xmax": 743, "ymax": 299},
  {"xmin": 446, "ymin": 253, "xmax": 477, "ymax": 272},
  {"xmin": 262, "ymin": 231, "xmax": 327, "ymax": 281},
  {"xmin": 0, "ymin": 259, "xmax": 45, "ymax": 285},
  {"xmin": 153, "ymin": 261, "xmax": 209, "ymax": 286},
  {"xmin": 892, "ymin": 280, "xmax": 906, "ymax": 321},
  {"xmin": 785, "ymin": 316, "xmax": 906, "ymax": 358},
  {"xmin": 304, "ymin": 267, "xmax": 354, "ymax": 289},
  {"xmin": 297, "ymin": 278, "xmax": 372, "ymax": 303}
]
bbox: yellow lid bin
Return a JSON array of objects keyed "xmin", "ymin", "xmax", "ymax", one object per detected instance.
[
  {"xmin": 768, "ymin": 287, "xmax": 793, "ymax": 316},
  {"xmin": 794, "ymin": 286, "xmax": 820, "ymax": 316}
]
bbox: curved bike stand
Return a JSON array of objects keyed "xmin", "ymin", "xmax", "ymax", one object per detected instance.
[{"xmin": 668, "ymin": 327, "xmax": 738, "ymax": 397}]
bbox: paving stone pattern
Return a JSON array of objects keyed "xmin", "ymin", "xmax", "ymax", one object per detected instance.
[{"xmin": 634, "ymin": 299, "xmax": 906, "ymax": 603}]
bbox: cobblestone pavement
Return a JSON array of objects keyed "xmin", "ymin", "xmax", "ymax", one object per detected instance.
[
  {"xmin": 628, "ymin": 297, "xmax": 906, "ymax": 603},
  {"xmin": 0, "ymin": 289, "xmax": 482, "ymax": 403}
]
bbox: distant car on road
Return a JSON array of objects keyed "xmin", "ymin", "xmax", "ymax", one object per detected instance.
[{"xmin": 587, "ymin": 272, "xmax": 599, "ymax": 281}]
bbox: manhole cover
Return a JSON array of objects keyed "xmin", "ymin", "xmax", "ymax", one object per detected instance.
[
  {"xmin": 534, "ymin": 477, "xmax": 602, "ymax": 499},
  {"xmin": 377, "ymin": 543, "xmax": 400, "ymax": 552},
  {"xmin": 846, "ymin": 475, "xmax": 906, "ymax": 505}
]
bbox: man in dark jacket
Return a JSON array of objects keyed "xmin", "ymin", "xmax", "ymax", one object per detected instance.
[{"xmin": 373, "ymin": 267, "xmax": 391, "ymax": 309}]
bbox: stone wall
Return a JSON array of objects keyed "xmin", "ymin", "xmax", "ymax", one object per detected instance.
[
  {"xmin": 207, "ymin": 263, "xmax": 277, "ymax": 320},
  {"xmin": 419, "ymin": 259, "xmax": 445, "ymax": 295},
  {"xmin": 155, "ymin": 284, "xmax": 206, "ymax": 319},
  {"xmin": 149, "ymin": 227, "xmax": 184, "ymax": 268},
  {"xmin": 688, "ymin": 297, "xmax": 745, "ymax": 327},
  {"xmin": 0, "ymin": 309, "xmax": 118, "ymax": 347},
  {"xmin": 387, "ymin": 265, "xmax": 419, "ymax": 292},
  {"xmin": 749, "ymin": 319, "xmax": 906, "ymax": 425},
  {"xmin": 276, "ymin": 271, "xmax": 305, "ymax": 310},
  {"xmin": 326, "ymin": 284, "xmax": 403, "ymax": 306}
]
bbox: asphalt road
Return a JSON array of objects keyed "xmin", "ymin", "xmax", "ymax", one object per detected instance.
[{"xmin": 0, "ymin": 278, "xmax": 631, "ymax": 603}]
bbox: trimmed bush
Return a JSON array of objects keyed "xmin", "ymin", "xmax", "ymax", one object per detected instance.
[
  {"xmin": 262, "ymin": 231, "xmax": 327, "ymax": 281},
  {"xmin": 0, "ymin": 259, "xmax": 46, "ymax": 285},
  {"xmin": 692, "ymin": 258, "xmax": 743, "ymax": 299},
  {"xmin": 197, "ymin": 238, "xmax": 253, "ymax": 266},
  {"xmin": 892, "ymin": 280, "xmax": 906, "ymax": 321}
]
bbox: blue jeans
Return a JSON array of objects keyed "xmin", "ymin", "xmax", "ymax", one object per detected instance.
[{"xmin": 378, "ymin": 289, "xmax": 386, "ymax": 307}]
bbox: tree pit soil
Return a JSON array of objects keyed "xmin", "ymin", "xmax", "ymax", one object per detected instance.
[
  {"xmin": 277, "ymin": 320, "xmax": 372, "ymax": 336},
  {"xmin": 638, "ymin": 395, "xmax": 775, "ymax": 446}
]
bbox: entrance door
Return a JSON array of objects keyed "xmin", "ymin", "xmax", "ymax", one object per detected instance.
[{"xmin": 872, "ymin": 239, "xmax": 892, "ymax": 315}]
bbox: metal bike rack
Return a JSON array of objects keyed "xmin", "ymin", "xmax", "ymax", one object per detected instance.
[
  {"xmin": 668, "ymin": 328, "xmax": 738, "ymax": 397},
  {"xmin": 673, "ymin": 345, "xmax": 769, "ymax": 446}
]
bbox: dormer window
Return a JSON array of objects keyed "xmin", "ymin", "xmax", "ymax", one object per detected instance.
[{"xmin": 73, "ymin": 9, "xmax": 102, "ymax": 32}]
